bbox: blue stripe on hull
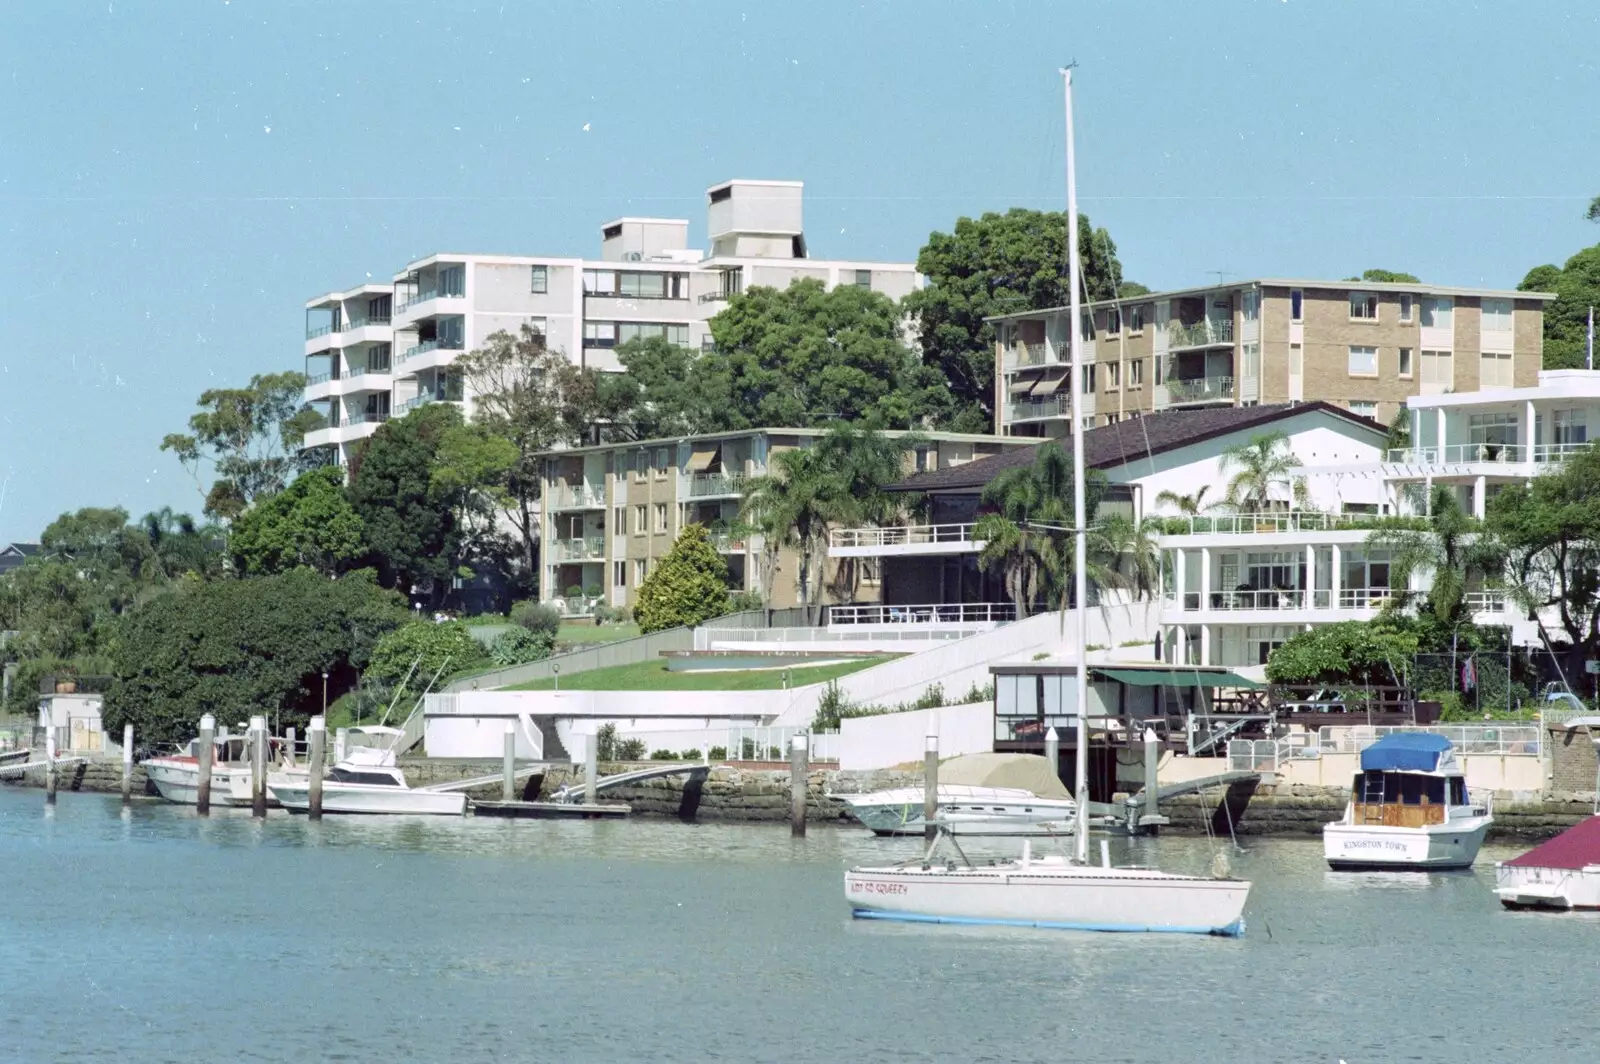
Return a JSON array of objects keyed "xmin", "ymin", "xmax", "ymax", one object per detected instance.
[{"xmin": 851, "ymin": 908, "xmax": 1245, "ymax": 937}]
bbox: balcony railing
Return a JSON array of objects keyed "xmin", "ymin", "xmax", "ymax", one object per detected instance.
[
  {"xmin": 397, "ymin": 395, "xmax": 433, "ymax": 414},
  {"xmin": 344, "ymin": 410, "xmax": 390, "ymax": 427},
  {"xmin": 549, "ymin": 483, "xmax": 606, "ymax": 509},
  {"xmin": 709, "ymin": 531, "xmax": 747, "ymax": 553},
  {"xmin": 1003, "ymin": 342, "xmax": 1051, "ymax": 370},
  {"xmin": 1338, "ymin": 588, "xmax": 1394, "ymax": 609},
  {"xmin": 1007, "ymin": 394, "xmax": 1071, "ymax": 423},
  {"xmin": 306, "ymin": 322, "xmax": 337, "ymax": 339},
  {"xmin": 1165, "ymin": 375, "xmax": 1235, "ymax": 403},
  {"xmin": 1168, "ymin": 319, "xmax": 1234, "ymax": 349},
  {"xmin": 341, "ymin": 315, "xmax": 391, "ymax": 331},
  {"xmin": 346, "ymin": 365, "xmax": 392, "ymax": 380},
  {"xmin": 828, "ymin": 602, "xmax": 1017, "ymax": 626},
  {"xmin": 1393, "ymin": 440, "xmax": 1596, "ymax": 465},
  {"xmin": 830, "ymin": 523, "xmax": 980, "ymax": 550},
  {"xmin": 400, "ymin": 338, "xmax": 465, "ymax": 362},
  {"xmin": 549, "ymin": 537, "xmax": 605, "ymax": 562},
  {"xmin": 306, "ymin": 371, "xmax": 336, "ymax": 385},
  {"xmin": 698, "ymin": 291, "xmax": 734, "ymax": 304},
  {"xmin": 688, "ymin": 472, "xmax": 748, "ymax": 498},
  {"xmin": 395, "ymin": 288, "xmax": 463, "ymax": 314}
]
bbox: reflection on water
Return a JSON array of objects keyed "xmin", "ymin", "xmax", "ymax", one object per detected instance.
[{"xmin": 3, "ymin": 788, "xmax": 1597, "ymax": 1063}]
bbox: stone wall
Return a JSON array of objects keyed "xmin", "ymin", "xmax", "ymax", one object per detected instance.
[{"xmin": 1548, "ymin": 723, "xmax": 1599, "ymax": 795}]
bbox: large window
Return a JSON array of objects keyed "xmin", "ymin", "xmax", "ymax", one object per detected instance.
[
  {"xmin": 1081, "ymin": 364, "xmax": 1096, "ymax": 393},
  {"xmin": 1399, "ymin": 293, "xmax": 1414, "ymax": 323},
  {"xmin": 584, "ymin": 321, "xmax": 690, "ymax": 348},
  {"xmin": 1347, "ymin": 345, "xmax": 1378, "ymax": 377},
  {"xmin": 1555, "ymin": 409, "xmax": 1589, "ymax": 446},
  {"xmin": 852, "ymin": 269, "xmax": 872, "ymax": 289},
  {"xmin": 1105, "ymin": 308, "xmax": 1121, "ymax": 335},
  {"xmin": 1290, "ymin": 289, "xmax": 1303, "ymax": 322},
  {"xmin": 1243, "ymin": 290, "xmax": 1259, "ymax": 322},
  {"xmin": 1104, "ymin": 362, "xmax": 1121, "ymax": 390},
  {"xmin": 1129, "ymin": 305, "xmax": 1146, "ymax": 332},
  {"xmin": 437, "ymin": 265, "xmax": 465, "ymax": 298},
  {"xmin": 1469, "ymin": 412, "xmax": 1518, "ymax": 447},
  {"xmin": 1349, "ymin": 401, "xmax": 1377, "ymax": 419},
  {"xmin": 1421, "ymin": 350, "xmax": 1453, "ymax": 387},
  {"xmin": 1128, "ymin": 358, "xmax": 1143, "ymax": 387},
  {"xmin": 653, "ymin": 503, "xmax": 668, "ymax": 533},
  {"xmin": 582, "ymin": 270, "xmax": 688, "ymax": 299},
  {"xmin": 1481, "ymin": 297, "xmax": 1513, "ymax": 332},
  {"xmin": 1480, "ymin": 351, "xmax": 1514, "ymax": 388},
  {"xmin": 530, "ymin": 265, "xmax": 548, "ymax": 294},
  {"xmin": 1349, "ymin": 292, "xmax": 1378, "ymax": 320},
  {"xmin": 1343, "ymin": 551, "xmax": 1391, "ymax": 591},
  {"xmin": 1421, "ymin": 296, "xmax": 1453, "ymax": 329},
  {"xmin": 1398, "ymin": 347, "xmax": 1413, "ymax": 379}
]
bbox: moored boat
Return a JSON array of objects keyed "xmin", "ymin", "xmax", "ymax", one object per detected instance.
[
  {"xmin": 143, "ymin": 734, "xmax": 262, "ymax": 807},
  {"xmin": 268, "ymin": 745, "xmax": 466, "ymax": 816},
  {"xmin": 1495, "ymin": 817, "xmax": 1600, "ymax": 910},
  {"xmin": 835, "ymin": 754, "xmax": 1077, "ymax": 836},
  {"xmin": 1323, "ymin": 733, "xmax": 1492, "ymax": 871}
]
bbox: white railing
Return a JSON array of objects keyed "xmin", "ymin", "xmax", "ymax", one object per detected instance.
[
  {"xmin": 1385, "ymin": 443, "xmax": 1529, "ymax": 465},
  {"xmin": 689, "ymin": 472, "xmax": 748, "ymax": 498},
  {"xmin": 701, "ymin": 627, "xmax": 982, "ymax": 647},
  {"xmin": 828, "ymin": 602, "xmax": 1017, "ymax": 626},
  {"xmin": 1533, "ymin": 441, "xmax": 1592, "ymax": 463},
  {"xmin": 1317, "ymin": 724, "xmax": 1541, "ymax": 758},
  {"xmin": 1339, "ymin": 588, "xmax": 1394, "ymax": 609},
  {"xmin": 1003, "ymin": 342, "xmax": 1051, "ymax": 370},
  {"xmin": 1007, "ymin": 395, "xmax": 1071, "ymax": 422},
  {"xmin": 1165, "ymin": 375, "xmax": 1235, "ymax": 403},
  {"xmin": 1227, "ymin": 737, "xmax": 1311, "ymax": 772},
  {"xmin": 549, "ymin": 537, "xmax": 605, "ymax": 562},
  {"xmin": 1161, "ymin": 511, "xmax": 1343, "ymax": 535},
  {"xmin": 1208, "ymin": 589, "xmax": 1306, "ymax": 611},
  {"xmin": 830, "ymin": 523, "xmax": 980, "ymax": 550},
  {"xmin": 722, "ymin": 726, "xmax": 840, "ymax": 763},
  {"xmin": 1168, "ymin": 319, "xmax": 1234, "ymax": 348},
  {"xmin": 550, "ymin": 483, "xmax": 605, "ymax": 509}
]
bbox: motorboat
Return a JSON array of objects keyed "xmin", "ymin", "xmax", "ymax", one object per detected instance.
[
  {"xmin": 143, "ymin": 733, "xmax": 283, "ymax": 807},
  {"xmin": 1495, "ymin": 817, "xmax": 1600, "ymax": 910},
  {"xmin": 268, "ymin": 745, "xmax": 466, "ymax": 816},
  {"xmin": 835, "ymin": 754, "xmax": 1076, "ymax": 836},
  {"xmin": 1323, "ymin": 733, "xmax": 1493, "ymax": 870},
  {"xmin": 845, "ymin": 832, "xmax": 1249, "ymax": 936},
  {"xmin": 842, "ymin": 68, "xmax": 1251, "ymax": 937}
]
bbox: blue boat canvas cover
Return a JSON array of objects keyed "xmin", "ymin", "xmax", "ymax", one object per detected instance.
[{"xmin": 1359, "ymin": 733, "xmax": 1452, "ymax": 772}]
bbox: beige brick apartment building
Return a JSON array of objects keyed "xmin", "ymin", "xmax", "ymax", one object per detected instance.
[
  {"xmin": 989, "ymin": 279, "xmax": 1554, "ymax": 437},
  {"xmin": 537, "ymin": 429, "xmax": 1032, "ymax": 615}
]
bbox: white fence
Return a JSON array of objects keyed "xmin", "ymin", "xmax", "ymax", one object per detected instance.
[
  {"xmin": 1317, "ymin": 724, "xmax": 1542, "ymax": 757},
  {"xmin": 828, "ymin": 602, "xmax": 1016, "ymax": 626},
  {"xmin": 722, "ymin": 726, "xmax": 841, "ymax": 763}
]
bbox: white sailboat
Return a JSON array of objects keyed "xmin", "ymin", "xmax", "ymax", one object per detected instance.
[{"xmin": 844, "ymin": 69, "xmax": 1251, "ymax": 935}]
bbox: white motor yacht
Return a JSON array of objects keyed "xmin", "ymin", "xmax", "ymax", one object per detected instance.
[
  {"xmin": 836, "ymin": 754, "xmax": 1077, "ymax": 836},
  {"xmin": 144, "ymin": 733, "xmax": 284, "ymax": 807},
  {"xmin": 268, "ymin": 745, "xmax": 466, "ymax": 816},
  {"xmin": 1323, "ymin": 733, "xmax": 1493, "ymax": 870},
  {"xmin": 1495, "ymin": 817, "xmax": 1600, "ymax": 910}
]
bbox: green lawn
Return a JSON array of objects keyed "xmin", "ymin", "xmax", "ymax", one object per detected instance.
[
  {"xmin": 556, "ymin": 622, "xmax": 641, "ymax": 646},
  {"xmin": 503, "ymin": 656, "xmax": 892, "ymax": 692}
]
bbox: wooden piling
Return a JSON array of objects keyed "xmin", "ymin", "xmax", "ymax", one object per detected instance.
[
  {"xmin": 196, "ymin": 714, "xmax": 215, "ymax": 816},
  {"xmin": 502, "ymin": 723, "xmax": 516, "ymax": 801},
  {"xmin": 44, "ymin": 729, "xmax": 57, "ymax": 805},
  {"xmin": 789, "ymin": 734, "xmax": 808, "ymax": 837},
  {"xmin": 307, "ymin": 715, "xmax": 325, "ymax": 820},
  {"xmin": 584, "ymin": 731, "xmax": 598, "ymax": 806},
  {"xmin": 249, "ymin": 714, "xmax": 267, "ymax": 818},
  {"xmin": 923, "ymin": 731, "xmax": 939, "ymax": 842},
  {"xmin": 121, "ymin": 723, "xmax": 134, "ymax": 806}
]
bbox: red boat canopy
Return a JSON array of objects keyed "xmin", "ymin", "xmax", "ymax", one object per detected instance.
[{"xmin": 1504, "ymin": 816, "xmax": 1600, "ymax": 870}]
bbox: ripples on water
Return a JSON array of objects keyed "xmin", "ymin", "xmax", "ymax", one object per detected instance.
[{"xmin": 3, "ymin": 788, "xmax": 1596, "ymax": 1063}]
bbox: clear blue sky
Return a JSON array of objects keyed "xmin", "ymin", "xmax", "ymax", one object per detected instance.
[{"xmin": 3, "ymin": 0, "xmax": 1597, "ymax": 543}]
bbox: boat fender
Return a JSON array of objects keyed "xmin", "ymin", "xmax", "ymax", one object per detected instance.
[{"xmin": 1211, "ymin": 851, "xmax": 1232, "ymax": 879}]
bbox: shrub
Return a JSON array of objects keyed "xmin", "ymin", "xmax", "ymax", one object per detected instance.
[
  {"xmin": 564, "ymin": 584, "xmax": 583, "ymax": 598},
  {"xmin": 679, "ymin": 748, "xmax": 703, "ymax": 761},
  {"xmin": 616, "ymin": 737, "xmax": 646, "ymax": 760},
  {"xmin": 592, "ymin": 603, "xmax": 631, "ymax": 625},
  {"xmin": 633, "ymin": 525, "xmax": 732, "ymax": 633},
  {"xmin": 595, "ymin": 722, "xmax": 618, "ymax": 761},
  {"xmin": 364, "ymin": 619, "xmax": 488, "ymax": 689},
  {"xmin": 508, "ymin": 599, "xmax": 561, "ymax": 639},
  {"xmin": 708, "ymin": 745, "xmax": 728, "ymax": 761},
  {"xmin": 490, "ymin": 627, "xmax": 555, "ymax": 667},
  {"xmin": 650, "ymin": 749, "xmax": 680, "ymax": 760},
  {"xmin": 811, "ymin": 679, "xmax": 854, "ymax": 730},
  {"xmin": 961, "ymin": 681, "xmax": 994, "ymax": 704},
  {"xmin": 728, "ymin": 590, "xmax": 764, "ymax": 612}
]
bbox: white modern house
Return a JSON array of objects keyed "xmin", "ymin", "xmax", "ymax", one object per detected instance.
[{"xmin": 300, "ymin": 179, "xmax": 923, "ymax": 464}]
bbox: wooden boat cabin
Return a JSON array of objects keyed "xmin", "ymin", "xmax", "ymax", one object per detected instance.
[{"xmin": 1350, "ymin": 734, "xmax": 1463, "ymax": 828}]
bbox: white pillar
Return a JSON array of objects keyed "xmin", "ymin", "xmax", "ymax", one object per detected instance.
[
  {"xmin": 1409, "ymin": 407, "xmax": 1422, "ymax": 458},
  {"xmin": 1473, "ymin": 475, "xmax": 1487, "ymax": 519},
  {"xmin": 1198, "ymin": 625, "xmax": 1211, "ymax": 667},
  {"xmin": 1199, "ymin": 548, "xmax": 1212, "ymax": 611},
  {"xmin": 1173, "ymin": 626, "xmax": 1188, "ymax": 664},
  {"xmin": 1523, "ymin": 399, "xmax": 1536, "ymax": 461},
  {"xmin": 1435, "ymin": 408, "xmax": 1446, "ymax": 460},
  {"xmin": 1330, "ymin": 544, "xmax": 1343, "ymax": 609},
  {"xmin": 1304, "ymin": 544, "xmax": 1315, "ymax": 606},
  {"xmin": 1175, "ymin": 549, "xmax": 1187, "ymax": 607}
]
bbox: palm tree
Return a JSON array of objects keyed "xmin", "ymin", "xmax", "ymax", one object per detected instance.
[
  {"xmin": 1091, "ymin": 514, "xmax": 1164, "ymax": 599},
  {"xmin": 812, "ymin": 424, "xmax": 920, "ymax": 602},
  {"xmin": 1154, "ymin": 485, "xmax": 1211, "ymax": 515},
  {"xmin": 973, "ymin": 444, "xmax": 1088, "ymax": 617},
  {"xmin": 740, "ymin": 445, "xmax": 846, "ymax": 623},
  {"xmin": 1219, "ymin": 430, "xmax": 1309, "ymax": 512},
  {"xmin": 1366, "ymin": 483, "xmax": 1494, "ymax": 625}
]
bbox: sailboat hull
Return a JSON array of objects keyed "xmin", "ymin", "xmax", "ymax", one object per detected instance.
[{"xmin": 845, "ymin": 862, "xmax": 1249, "ymax": 936}]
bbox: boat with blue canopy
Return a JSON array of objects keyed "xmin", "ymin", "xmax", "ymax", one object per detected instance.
[{"xmin": 1323, "ymin": 732, "xmax": 1493, "ymax": 870}]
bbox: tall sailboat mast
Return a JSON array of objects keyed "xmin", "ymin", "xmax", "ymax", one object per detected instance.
[{"xmin": 1061, "ymin": 67, "xmax": 1091, "ymax": 865}]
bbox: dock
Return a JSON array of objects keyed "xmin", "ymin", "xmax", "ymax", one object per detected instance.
[{"xmin": 471, "ymin": 799, "xmax": 631, "ymax": 819}]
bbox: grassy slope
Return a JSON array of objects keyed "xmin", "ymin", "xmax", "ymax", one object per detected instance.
[
  {"xmin": 503, "ymin": 656, "xmax": 891, "ymax": 692},
  {"xmin": 556, "ymin": 623, "xmax": 641, "ymax": 646}
]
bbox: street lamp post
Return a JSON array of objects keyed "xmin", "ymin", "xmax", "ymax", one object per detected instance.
[
  {"xmin": 322, "ymin": 672, "xmax": 329, "ymax": 716},
  {"xmin": 553, "ymin": 663, "xmax": 560, "ymax": 694}
]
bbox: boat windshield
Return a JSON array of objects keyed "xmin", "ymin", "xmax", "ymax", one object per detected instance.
[{"xmin": 327, "ymin": 768, "xmax": 403, "ymax": 787}]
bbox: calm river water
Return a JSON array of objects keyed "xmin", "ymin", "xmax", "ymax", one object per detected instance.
[{"xmin": 3, "ymin": 787, "xmax": 1596, "ymax": 1063}]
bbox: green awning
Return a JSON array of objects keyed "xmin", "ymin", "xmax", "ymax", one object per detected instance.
[{"xmin": 1093, "ymin": 668, "xmax": 1262, "ymax": 689}]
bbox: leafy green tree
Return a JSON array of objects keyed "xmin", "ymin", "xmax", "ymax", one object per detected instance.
[
  {"xmin": 347, "ymin": 404, "xmax": 464, "ymax": 602},
  {"xmin": 161, "ymin": 371, "xmax": 319, "ymax": 519},
  {"xmin": 1219, "ymin": 431, "xmax": 1308, "ymax": 511},
  {"xmin": 633, "ymin": 525, "xmax": 732, "ymax": 633},
  {"xmin": 1585, "ymin": 196, "xmax": 1599, "ymax": 224},
  {"xmin": 1367, "ymin": 484, "xmax": 1495, "ymax": 627},
  {"xmin": 490, "ymin": 626, "xmax": 555, "ymax": 666},
  {"xmin": 707, "ymin": 279, "xmax": 950, "ymax": 429},
  {"xmin": 136, "ymin": 507, "xmax": 225, "ymax": 582},
  {"xmin": 1343, "ymin": 269, "xmax": 1421, "ymax": 283},
  {"xmin": 812, "ymin": 424, "xmax": 920, "ymax": 601},
  {"xmin": 228, "ymin": 466, "xmax": 366, "ymax": 576},
  {"xmin": 905, "ymin": 209, "xmax": 1131, "ymax": 429},
  {"xmin": 105, "ymin": 568, "xmax": 408, "ymax": 744},
  {"xmin": 453, "ymin": 325, "xmax": 590, "ymax": 576},
  {"xmin": 363, "ymin": 619, "xmax": 488, "ymax": 689},
  {"xmin": 1265, "ymin": 620, "xmax": 1418, "ymax": 687},
  {"xmin": 741, "ymin": 445, "xmax": 843, "ymax": 618},
  {"xmin": 591, "ymin": 335, "xmax": 723, "ymax": 440},
  {"xmin": 1485, "ymin": 444, "xmax": 1600, "ymax": 678},
  {"xmin": 1520, "ymin": 244, "xmax": 1600, "ymax": 369}
]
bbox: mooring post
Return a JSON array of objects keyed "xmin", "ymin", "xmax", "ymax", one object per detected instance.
[
  {"xmin": 924, "ymin": 730, "xmax": 939, "ymax": 842},
  {"xmin": 334, "ymin": 727, "xmax": 348, "ymax": 765},
  {"xmin": 502, "ymin": 722, "xmax": 516, "ymax": 801},
  {"xmin": 44, "ymin": 728, "xmax": 57, "ymax": 806},
  {"xmin": 1143, "ymin": 726, "xmax": 1161, "ymax": 828},
  {"xmin": 307, "ymin": 715, "xmax": 325, "ymax": 820},
  {"xmin": 121, "ymin": 723, "xmax": 134, "ymax": 806},
  {"xmin": 1045, "ymin": 726, "xmax": 1060, "ymax": 782},
  {"xmin": 583, "ymin": 730, "xmax": 598, "ymax": 806},
  {"xmin": 285, "ymin": 726, "xmax": 296, "ymax": 768},
  {"xmin": 789, "ymin": 734, "xmax": 808, "ymax": 837},
  {"xmin": 196, "ymin": 713, "xmax": 215, "ymax": 816},
  {"xmin": 249, "ymin": 714, "xmax": 267, "ymax": 818}
]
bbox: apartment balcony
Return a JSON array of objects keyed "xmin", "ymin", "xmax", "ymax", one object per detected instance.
[
  {"xmin": 394, "ymin": 287, "xmax": 466, "ymax": 325},
  {"xmin": 548, "ymin": 483, "xmax": 607, "ymax": 511},
  {"xmin": 548, "ymin": 537, "xmax": 606, "ymax": 563},
  {"xmin": 1167, "ymin": 319, "xmax": 1234, "ymax": 350},
  {"xmin": 304, "ymin": 372, "xmax": 340, "ymax": 402},
  {"xmin": 1165, "ymin": 375, "xmax": 1235, "ymax": 405},
  {"xmin": 343, "ymin": 409, "xmax": 390, "ymax": 428},
  {"xmin": 1002, "ymin": 342, "xmax": 1052, "ymax": 371},
  {"xmin": 1161, "ymin": 585, "xmax": 1400, "ymax": 625},
  {"xmin": 829, "ymin": 522, "xmax": 983, "ymax": 558},
  {"xmin": 339, "ymin": 367, "xmax": 394, "ymax": 394},
  {"xmin": 827, "ymin": 602, "xmax": 1017, "ymax": 627},
  {"xmin": 688, "ymin": 472, "xmax": 749, "ymax": 498},
  {"xmin": 398, "ymin": 338, "xmax": 465, "ymax": 374},
  {"xmin": 1006, "ymin": 394, "xmax": 1071, "ymax": 424},
  {"xmin": 709, "ymin": 531, "xmax": 748, "ymax": 553},
  {"xmin": 1153, "ymin": 511, "xmax": 1414, "ymax": 540}
]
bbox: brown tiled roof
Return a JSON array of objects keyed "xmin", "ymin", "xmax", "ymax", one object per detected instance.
[{"xmin": 887, "ymin": 402, "xmax": 1384, "ymax": 493}]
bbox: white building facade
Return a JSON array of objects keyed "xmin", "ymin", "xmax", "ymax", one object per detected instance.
[{"xmin": 300, "ymin": 179, "xmax": 923, "ymax": 463}]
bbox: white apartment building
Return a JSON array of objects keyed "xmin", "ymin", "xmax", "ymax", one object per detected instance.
[{"xmin": 300, "ymin": 179, "xmax": 923, "ymax": 463}]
